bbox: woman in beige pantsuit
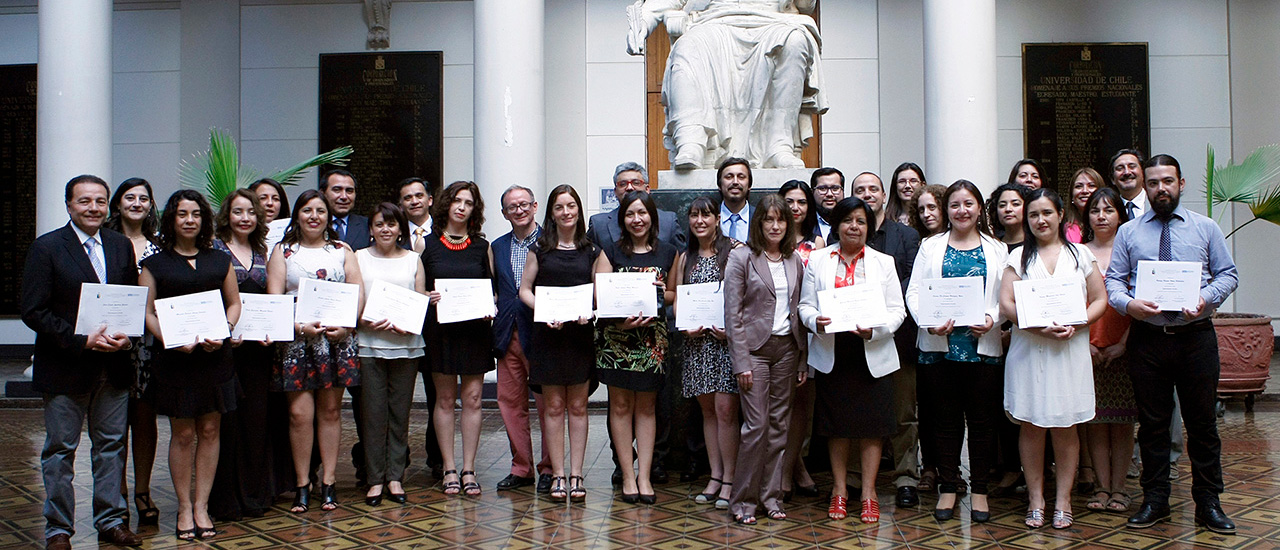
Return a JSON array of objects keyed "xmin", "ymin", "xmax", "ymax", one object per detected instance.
[{"xmin": 723, "ymin": 194, "xmax": 807, "ymax": 525}]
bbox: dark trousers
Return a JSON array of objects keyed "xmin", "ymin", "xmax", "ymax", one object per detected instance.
[
  {"xmin": 419, "ymin": 365, "xmax": 443, "ymax": 468},
  {"xmin": 920, "ymin": 359, "xmax": 999, "ymax": 494},
  {"xmin": 1127, "ymin": 321, "xmax": 1223, "ymax": 506},
  {"xmin": 347, "ymin": 385, "xmax": 366, "ymax": 481}
]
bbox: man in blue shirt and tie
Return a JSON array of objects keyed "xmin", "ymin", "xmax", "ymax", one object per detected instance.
[
  {"xmin": 717, "ymin": 158, "xmax": 752, "ymax": 241},
  {"xmin": 1105, "ymin": 154, "xmax": 1238, "ymax": 534}
]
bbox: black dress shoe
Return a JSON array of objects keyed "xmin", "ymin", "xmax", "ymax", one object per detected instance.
[
  {"xmin": 933, "ymin": 507, "xmax": 955, "ymax": 521},
  {"xmin": 46, "ymin": 533, "xmax": 71, "ymax": 550},
  {"xmin": 365, "ymin": 493, "xmax": 383, "ymax": 506},
  {"xmin": 971, "ymin": 509, "xmax": 991, "ymax": 523},
  {"xmin": 97, "ymin": 524, "xmax": 144, "ymax": 546},
  {"xmin": 896, "ymin": 486, "xmax": 920, "ymax": 507},
  {"xmin": 651, "ymin": 465, "xmax": 669, "ymax": 485},
  {"xmin": 496, "ymin": 474, "xmax": 535, "ymax": 491},
  {"xmin": 537, "ymin": 473, "xmax": 554, "ymax": 494},
  {"xmin": 1127, "ymin": 502, "xmax": 1171, "ymax": 529},
  {"xmin": 387, "ymin": 490, "xmax": 407, "ymax": 504},
  {"xmin": 1195, "ymin": 502, "xmax": 1236, "ymax": 535}
]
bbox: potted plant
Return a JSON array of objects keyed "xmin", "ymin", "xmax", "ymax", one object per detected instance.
[
  {"xmin": 180, "ymin": 127, "xmax": 354, "ymax": 208},
  {"xmin": 1204, "ymin": 143, "xmax": 1278, "ymax": 411}
]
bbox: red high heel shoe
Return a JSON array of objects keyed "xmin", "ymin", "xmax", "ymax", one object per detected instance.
[
  {"xmin": 828, "ymin": 495, "xmax": 848, "ymax": 520},
  {"xmin": 861, "ymin": 498, "xmax": 880, "ymax": 524}
]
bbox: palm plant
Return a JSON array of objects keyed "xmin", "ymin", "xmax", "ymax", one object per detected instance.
[
  {"xmin": 179, "ymin": 128, "xmax": 354, "ymax": 209},
  {"xmin": 1204, "ymin": 143, "xmax": 1280, "ymax": 239}
]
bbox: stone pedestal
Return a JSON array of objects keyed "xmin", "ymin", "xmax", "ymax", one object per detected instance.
[{"xmin": 657, "ymin": 168, "xmax": 816, "ymax": 191}]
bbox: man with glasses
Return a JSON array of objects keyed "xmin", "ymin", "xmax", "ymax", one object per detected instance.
[
  {"xmin": 492, "ymin": 186, "xmax": 556, "ymax": 493},
  {"xmin": 810, "ymin": 167, "xmax": 845, "ymax": 240},
  {"xmin": 587, "ymin": 162, "xmax": 685, "ymax": 250}
]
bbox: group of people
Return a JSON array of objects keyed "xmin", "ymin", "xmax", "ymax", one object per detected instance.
[{"xmin": 22, "ymin": 149, "xmax": 1239, "ymax": 549}]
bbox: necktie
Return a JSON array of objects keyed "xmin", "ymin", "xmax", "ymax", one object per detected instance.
[
  {"xmin": 1159, "ymin": 218, "xmax": 1178, "ymax": 322},
  {"xmin": 413, "ymin": 227, "xmax": 427, "ymax": 253},
  {"xmin": 1126, "ymin": 201, "xmax": 1138, "ymax": 220},
  {"xmin": 84, "ymin": 238, "xmax": 107, "ymax": 283},
  {"xmin": 729, "ymin": 213, "xmax": 742, "ymax": 241},
  {"xmin": 334, "ymin": 218, "xmax": 347, "ymax": 241}
]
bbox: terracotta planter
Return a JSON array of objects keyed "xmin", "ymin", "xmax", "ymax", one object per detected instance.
[{"xmin": 1213, "ymin": 313, "xmax": 1273, "ymax": 396}]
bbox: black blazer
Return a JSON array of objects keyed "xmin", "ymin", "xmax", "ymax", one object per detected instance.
[
  {"xmin": 490, "ymin": 230, "xmax": 535, "ymax": 358},
  {"xmin": 868, "ymin": 218, "xmax": 922, "ymax": 354},
  {"xmin": 336, "ymin": 213, "xmax": 371, "ymax": 250},
  {"xmin": 20, "ymin": 224, "xmax": 139, "ymax": 394}
]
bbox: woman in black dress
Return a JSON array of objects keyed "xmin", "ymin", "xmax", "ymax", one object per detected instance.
[
  {"xmin": 519, "ymin": 184, "xmax": 599, "ymax": 501},
  {"xmin": 208, "ymin": 189, "xmax": 277, "ymax": 520},
  {"xmin": 422, "ymin": 180, "xmax": 495, "ymax": 497},
  {"xmin": 140, "ymin": 190, "xmax": 241, "ymax": 541},
  {"xmin": 593, "ymin": 191, "xmax": 677, "ymax": 505}
]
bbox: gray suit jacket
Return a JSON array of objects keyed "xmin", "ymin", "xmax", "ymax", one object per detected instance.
[
  {"xmin": 587, "ymin": 207, "xmax": 687, "ymax": 251},
  {"xmin": 723, "ymin": 246, "xmax": 807, "ymax": 374}
]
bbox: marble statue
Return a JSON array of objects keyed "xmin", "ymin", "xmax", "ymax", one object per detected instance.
[
  {"xmin": 627, "ymin": 0, "xmax": 827, "ymax": 170},
  {"xmin": 364, "ymin": 0, "xmax": 391, "ymax": 50}
]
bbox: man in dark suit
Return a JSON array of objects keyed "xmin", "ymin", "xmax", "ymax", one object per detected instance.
[
  {"xmin": 587, "ymin": 162, "xmax": 687, "ymax": 486},
  {"xmin": 586, "ymin": 162, "xmax": 685, "ymax": 250},
  {"xmin": 21, "ymin": 175, "xmax": 143, "ymax": 549},
  {"xmin": 319, "ymin": 169, "xmax": 371, "ymax": 485},
  {"xmin": 852, "ymin": 171, "xmax": 923, "ymax": 508}
]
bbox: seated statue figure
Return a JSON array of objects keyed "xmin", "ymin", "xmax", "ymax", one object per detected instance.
[{"xmin": 628, "ymin": 0, "xmax": 827, "ymax": 170}]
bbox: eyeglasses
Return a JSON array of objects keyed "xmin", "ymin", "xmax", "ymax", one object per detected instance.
[
  {"xmin": 814, "ymin": 185, "xmax": 843, "ymax": 195},
  {"xmin": 504, "ymin": 201, "xmax": 535, "ymax": 214},
  {"xmin": 615, "ymin": 179, "xmax": 648, "ymax": 190},
  {"xmin": 895, "ymin": 178, "xmax": 922, "ymax": 186}
]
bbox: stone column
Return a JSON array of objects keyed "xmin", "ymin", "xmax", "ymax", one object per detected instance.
[
  {"xmin": 922, "ymin": 0, "xmax": 997, "ymax": 194},
  {"xmin": 37, "ymin": 0, "xmax": 113, "ymax": 234},
  {"xmin": 474, "ymin": 0, "xmax": 545, "ymax": 236}
]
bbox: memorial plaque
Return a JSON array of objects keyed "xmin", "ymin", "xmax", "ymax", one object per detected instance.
[
  {"xmin": 1023, "ymin": 43, "xmax": 1149, "ymax": 194},
  {"xmin": 0, "ymin": 64, "xmax": 36, "ymax": 316},
  {"xmin": 319, "ymin": 52, "xmax": 443, "ymax": 215}
]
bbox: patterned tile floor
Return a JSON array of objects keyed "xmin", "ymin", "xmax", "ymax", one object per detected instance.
[{"xmin": 2, "ymin": 401, "xmax": 1279, "ymax": 549}]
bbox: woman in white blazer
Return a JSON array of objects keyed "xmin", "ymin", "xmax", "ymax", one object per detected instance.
[
  {"xmin": 799, "ymin": 197, "xmax": 906, "ymax": 524},
  {"xmin": 904, "ymin": 180, "xmax": 1008, "ymax": 523}
]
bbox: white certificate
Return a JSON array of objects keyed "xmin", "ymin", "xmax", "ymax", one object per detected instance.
[
  {"xmin": 1134, "ymin": 260, "xmax": 1201, "ymax": 311},
  {"xmin": 362, "ymin": 280, "xmax": 430, "ymax": 332},
  {"xmin": 432, "ymin": 278, "xmax": 496, "ymax": 324},
  {"xmin": 595, "ymin": 272, "xmax": 660, "ymax": 318},
  {"xmin": 75, "ymin": 283, "xmax": 148, "ymax": 337},
  {"xmin": 916, "ymin": 276, "xmax": 986, "ymax": 327},
  {"xmin": 818, "ymin": 284, "xmax": 890, "ymax": 333},
  {"xmin": 675, "ymin": 282, "xmax": 725, "ymax": 330},
  {"xmin": 155, "ymin": 290, "xmax": 230, "ymax": 348},
  {"xmin": 294, "ymin": 279, "xmax": 360, "ymax": 328},
  {"xmin": 233, "ymin": 294, "xmax": 295, "ymax": 342},
  {"xmin": 1013, "ymin": 278, "xmax": 1087, "ymax": 329},
  {"xmin": 265, "ymin": 219, "xmax": 289, "ymax": 259},
  {"xmin": 533, "ymin": 283, "xmax": 595, "ymax": 323}
]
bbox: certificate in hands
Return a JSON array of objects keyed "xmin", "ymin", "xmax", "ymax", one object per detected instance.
[
  {"xmin": 75, "ymin": 283, "xmax": 148, "ymax": 337},
  {"xmin": 675, "ymin": 282, "xmax": 724, "ymax": 330},
  {"xmin": 362, "ymin": 280, "xmax": 429, "ymax": 333},
  {"xmin": 916, "ymin": 276, "xmax": 986, "ymax": 327},
  {"xmin": 1135, "ymin": 260, "xmax": 1201, "ymax": 311},
  {"xmin": 595, "ymin": 272, "xmax": 659, "ymax": 318},
  {"xmin": 233, "ymin": 294, "xmax": 295, "ymax": 342},
  {"xmin": 155, "ymin": 290, "xmax": 230, "ymax": 349},
  {"xmin": 1013, "ymin": 278, "xmax": 1086, "ymax": 329},
  {"xmin": 818, "ymin": 284, "xmax": 889, "ymax": 333},
  {"xmin": 534, "ymin": 283, "xmax": 594, "ymax": 323},
  {"xmin": 433, "ymin": 279, "xmax": 494, "ymax": 325},
  {"xmin": 295, "ymin": 279, "xmax": 360, "ymax": 328}
]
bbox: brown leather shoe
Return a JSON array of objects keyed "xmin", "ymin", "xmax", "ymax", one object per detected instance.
[
  {"xmin": 45, "ymin": 533, "xmax": 71, "ymax": 550},
  {"xmin": 97, "ymin": 524, "xmax": 143, "ymax": 547}
]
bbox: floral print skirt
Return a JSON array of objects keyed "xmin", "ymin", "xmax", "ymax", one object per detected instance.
[{"xmin": 273, "ymin": 333, "xmax": 361, "ymax": 392}]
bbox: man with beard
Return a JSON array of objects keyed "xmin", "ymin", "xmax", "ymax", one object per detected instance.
[
  {"xmin": 717, "ymin": 158, "xmax": 753, "ymax": 241},
  {"xmin": 810, "ymin": 167, "xmax": 844, "ymax": 240},
  {"xmin": 1111, "ymin": 149, "xmax": 1147, "ymax": 220},
  {"xmin": 1105, "ymin": 154, "xmax": 1238, "ymax": 535}
]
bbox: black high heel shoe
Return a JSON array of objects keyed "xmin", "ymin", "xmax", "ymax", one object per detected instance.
[
  {"xmin": 175, "ymin": 515, "xmax": 196, "ymax": 542},
  {"xmin": 387, "ymin": 484, "xmax": 408, "ymax": 504},
  {"xmin": 290, "ymin": 485, "xmax": 310, "ymax": 513},
  {"xmin": 134, "ymin": 493, "xmax": 159, "ymax": 526},
  {"xmin": 319, "ymin": 483, "xmax": 339, "ymax": 511},
  {"xmin": 365, "ymin": 486, "xmax": 383, "ymax": 507}
]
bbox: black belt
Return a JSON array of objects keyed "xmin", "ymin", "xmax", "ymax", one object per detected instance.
[{"xmin": 1135, "ymin": 318, "xmax": 1213, "ymax": 335}]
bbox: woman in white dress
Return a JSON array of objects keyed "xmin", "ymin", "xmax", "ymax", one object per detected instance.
[{"xmin": 998, "ymin": 188, "xmax": 1108, "ymax": 530}]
